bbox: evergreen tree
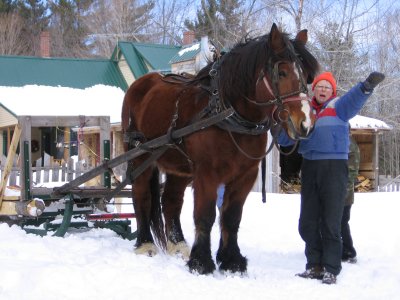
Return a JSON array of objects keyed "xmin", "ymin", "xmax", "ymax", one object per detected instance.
[
  {"xmin": 313, "ymin": 22, "xmax": 364, "ymax": 93},
  {"xmin": 0, "ymin": 0, "xmax": 17, "ymax": 12},
  {"xmin": 16, "ymin": 0, "xmax": 49, "ymax": 56},
  {"xmin": 184, "ymin": 0, "xmax": 244, "ymax": 49},
  {"xmin": 49, "ymin": 0, "xmax": 93, "ymax": 58}
]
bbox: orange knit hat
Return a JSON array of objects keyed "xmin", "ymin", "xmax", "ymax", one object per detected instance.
[{"xmin": 312, "ymin": 72, "xmax": 337, "ymax": 96}]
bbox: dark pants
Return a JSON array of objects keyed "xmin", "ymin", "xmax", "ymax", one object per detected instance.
[
  {"xmin": 341, "ymin": 205, "xmax": 357, "ymax": 259},
  {"xmin": 299, "ymin": 159, "xmax": 348, "ymax": 275}
]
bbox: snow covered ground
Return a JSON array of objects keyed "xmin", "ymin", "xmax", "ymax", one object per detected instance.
[{"xmin": 0, "ymin": 190, "xmax": 399, "ymax": 300}]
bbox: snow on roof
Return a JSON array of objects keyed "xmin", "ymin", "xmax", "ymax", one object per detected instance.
[
  {"xmin": 349, "ymin": 114, "xmax": 391, "ymax": 131},
  {"xmin": 0, "ymin": 84, "xmax": 125, "ymax": 123},
  {"xmin": 177, "ymin": 43, "xmax": 200, "ymax": 56}
]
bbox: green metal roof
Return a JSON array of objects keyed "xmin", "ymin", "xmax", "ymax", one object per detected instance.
[
  {"xmin": 116, "ymin": 41, "xmax": 181, "ymax": 78},
  {"xmin": 0, "ymin": 55, "xmax": 128, "ymax": 91},
  {"xmin": 169, "ymin": 43, "xmax": 200, "ymax": 64}
]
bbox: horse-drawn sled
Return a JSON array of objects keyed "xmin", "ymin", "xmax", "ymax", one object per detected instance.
[{"xmin": 0, "ymin": 24, "xmax": 319, "ymax": 275}]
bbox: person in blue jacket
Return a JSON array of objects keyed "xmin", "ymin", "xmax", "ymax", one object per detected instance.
[{"xmin": 279, "ymin": 71, "xmax": 385, "ymax": 284}]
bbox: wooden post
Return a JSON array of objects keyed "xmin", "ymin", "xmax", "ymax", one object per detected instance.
[
  {"xmin": 373, "ymin": 133, "xmax": 379, "ymax": 190},
  {"xmin": 20, "ymin": 116, "xmax": 32, "ymax": 200},
  {"xmin": 99, "ymin": 116, "xmax": 110, "ymax": 186},
  {"xmin": 0, "ymin": 124, "xmax": 22, "ymax": 208}
]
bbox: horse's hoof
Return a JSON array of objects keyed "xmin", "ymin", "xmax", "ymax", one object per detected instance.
[
  {"xmin": 187, "ymin": 258, "xmax": 216, "ymax": 275},
  {"xmin": 167, "ymin": 240, "xmax": 191, "ymax": 261},
  {"xmin": 218, "ymin": 255, "xmax": 248, "ymax": 274},
  {"xmin": 134, "ymin": 242, "xmax": 158, "ymax": 257}
]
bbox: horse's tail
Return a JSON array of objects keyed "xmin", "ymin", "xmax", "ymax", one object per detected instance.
[
  {"xmin": 149, "ymin": 167, "xmax": 167, "ymax": 251},
  {"xmin": 121, "ymin": 93, "xmax": 131, "ymax": 135},
  {"xmin": 121, "ymin": 92, "xmax": 137, "ymax": 152}
]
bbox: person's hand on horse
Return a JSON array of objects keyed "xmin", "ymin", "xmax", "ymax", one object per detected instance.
[{"xmin": 362, "ymin": 72, "xmax": 385, "ymax": 92}]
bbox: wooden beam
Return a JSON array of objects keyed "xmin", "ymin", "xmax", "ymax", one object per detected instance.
[
  {"xmin": 0, "ymin": 201, "xmax": 17, "ymax": 216},
  {"xmin": 0, "ymin": 124, "xmax": 21, "ymax": 208},
  {"xmin": 25, "ymin": 115, "xmax": 106, "ymax": 127}
]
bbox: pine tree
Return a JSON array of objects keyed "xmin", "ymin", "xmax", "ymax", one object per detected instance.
[
  {"xmin": 184, "ymin": 0, "xmax": 244, "ymax": 49},
  {"xmin": 0, "ymin": 0, "xmax": 16, "ymax": 12},
  {"xmin": 16, "ymin": 0, "xmax": 49, "ymax": 56},
  {"xmin": 49, "ymin": 0, "xmax": 93, "ymax": 58},
  {"xmin": 313, "ymin": 22, "xmax": 364, "ymax": 94}
]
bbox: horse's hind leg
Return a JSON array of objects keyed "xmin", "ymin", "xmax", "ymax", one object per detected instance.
[
  {"xmin": 132, "ymin": 165, "xmax": 164, "ymax": 256},
  {"xmin": 162, "ymin": 174, "xmax": 192, "ymax": 259}
]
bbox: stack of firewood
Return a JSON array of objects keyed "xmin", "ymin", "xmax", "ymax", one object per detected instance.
[
  {"xmin": 355, "ymin": 175, "xmax": 373, "ymax": 192},
  {"xmin": 280, "ymin": 175, "xmax": 374, "ymax": 193},
  {"xmin": 280, "ymin": 179, "xmax": 301, "ymax": 194}
]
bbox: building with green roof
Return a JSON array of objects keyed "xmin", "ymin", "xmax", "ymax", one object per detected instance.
[
  {"xmin": 111, "ymin": 41, "xmax": 181, "ymax": 86},
  {"xmin": 169, "ymin": 37, "xmax": 213, "ymax": 75},
  {"xmin": 0, "ymin": 40, "xmax": 184, "ymax": 180},
  {"xmin": 0, "ymin": 55, "xmax": 128, "ymax": 91}
]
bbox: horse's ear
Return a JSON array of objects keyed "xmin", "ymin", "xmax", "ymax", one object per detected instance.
[
  {"xmin": 269, "ymin": 23, "xmax": 285, "ymax": 52},
  {"xmin": 295, "ymin": 29, "xmax": 308, "ymax": 44}
]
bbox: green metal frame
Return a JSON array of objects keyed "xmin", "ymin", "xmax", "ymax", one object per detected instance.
[
  {"xmin": 23, "ymin": 141, "xmax": 31, "ymax": 199},
  {"xmin": 52, "ymin": 194, "xmax": 74, "ymax": 237},
  {"xmin": 103, "ymin": 139, "xmax": 111, "ymax": 188},
  {"xmin": 21, "ymin": 193, "xmax": 136, "ymax": 240}
]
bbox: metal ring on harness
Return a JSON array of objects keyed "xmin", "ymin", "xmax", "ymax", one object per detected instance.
[
  {"xmin": 209, "ymin": 68, "xmax": 217, "ymax": 77},
  {"xmin": 277, "ymin": 108, "xmax": 290, "ymax": 123}
]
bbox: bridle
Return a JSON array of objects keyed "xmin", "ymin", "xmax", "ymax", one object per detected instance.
[
  {"xmin": 244, "ymin": 52, "xmax": 310, "ymax": 127},
  {"xmin": 208, "ymin": 41, "xmax": 310, "ymax": 138}
]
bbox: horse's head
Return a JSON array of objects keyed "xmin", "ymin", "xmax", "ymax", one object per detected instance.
[
  {"xmin": 257, "ymin": 24, "xmax": 319, "ymax": 139},
  {"xmin": 215, "ymin": 24, "xmax": 319, "ymax": 140}
]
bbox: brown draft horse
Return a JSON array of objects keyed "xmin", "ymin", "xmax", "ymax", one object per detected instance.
[{"xmin": 121, "ymin": 24, "xmax": 319, "ymax": 275}]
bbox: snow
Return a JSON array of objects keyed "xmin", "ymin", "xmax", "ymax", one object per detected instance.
[
  {"xmin": 0, "ymin": 85, "xmax": 125, "ymax": 123},
  {"xmin": 177, "ymin": 43, "xmax": 200, "ymax": 56},
  {"xmin": 0, "ymin": 190, "xmax": 399, "ymax": 300},
  {"xmin": 349, "ymin": 115, "xmax": 391, "ymax": 130}
]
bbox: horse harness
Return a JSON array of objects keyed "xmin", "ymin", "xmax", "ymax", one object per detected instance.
[
  {"xmin": 123, "ymin": 43, "xmax": 308, "ymax": 198},
  {"xmin": 197, "ymin": 44, "xmax": 308, "ymax": 158}
]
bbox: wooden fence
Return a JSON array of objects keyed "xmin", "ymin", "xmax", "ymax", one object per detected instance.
[
  {"xmin": 378, "ymin": 175, "xmax": 400, "ymax": 192},
  {"xmin": 0, "ymin": 154, "xmax": 93, "ymax": 187}
]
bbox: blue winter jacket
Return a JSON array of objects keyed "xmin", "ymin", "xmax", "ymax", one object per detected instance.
[{"xmin": 278, "ymin": 83, "xmax": 371, "ymax": 160}]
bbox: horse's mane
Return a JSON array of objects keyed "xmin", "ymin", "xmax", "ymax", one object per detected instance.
[{"xmin": 165, "ymin": 31, "xmax": 319, "ymax": 99}]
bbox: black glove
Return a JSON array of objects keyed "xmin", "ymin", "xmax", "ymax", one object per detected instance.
[{"xmin": 362, "ymin": 72, "xmax": 385, "ymax": 92}]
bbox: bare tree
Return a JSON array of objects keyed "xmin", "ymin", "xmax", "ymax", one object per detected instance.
[
  {"xmin": 150, "ymin": 0, "xmax": 196, "ymax": 45},
  {"xmin": 0, "ymin": 12, "xmax": 27, "ymax": 55},
  {"xmin": 362, "ymin": 8, "xmax": 400, "ymax": 177},
  {"xmin": 85, "ymin": 0, "xmax": 155, "ymax": 57}
]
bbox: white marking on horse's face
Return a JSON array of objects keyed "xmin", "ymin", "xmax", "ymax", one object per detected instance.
[
  {"xmin": 301, "ymin": 98, "xmax": 312, "ymax": 134},
  {"xmin": 293, "ymin": 63, "xmax": 300, "ymax": 80}
]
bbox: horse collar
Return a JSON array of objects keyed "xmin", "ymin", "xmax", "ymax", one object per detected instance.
[{"xmin": 206, "ymin": 62, "xmax": 271, "ymax": 135}]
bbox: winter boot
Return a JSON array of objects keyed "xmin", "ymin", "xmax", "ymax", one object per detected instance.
[
  {"xmin": 322, "ymin": 271, "xmax": 337, "ymax": 284},
  {"xmin": 296, "ymin": 265, "xmax": 324, "ymax": 280}
]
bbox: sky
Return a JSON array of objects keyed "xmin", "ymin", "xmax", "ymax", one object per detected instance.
[{"xmin": 0, "ymin": 190, "xmax": 399, "ymax": 300}]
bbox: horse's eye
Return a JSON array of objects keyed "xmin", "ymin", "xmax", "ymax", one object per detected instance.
[{"xmin": 278, "ymin": 71, "xmax": 287, "ymax": 78}]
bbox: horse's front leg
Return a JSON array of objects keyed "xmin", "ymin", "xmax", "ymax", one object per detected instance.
[
  {"xmin": 187, "ymin": 178, "xmax": 218, "ymax": 274},
  {"xmin": 216, "ymin": 167, "xmax": 259, "ymax": 274}
]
